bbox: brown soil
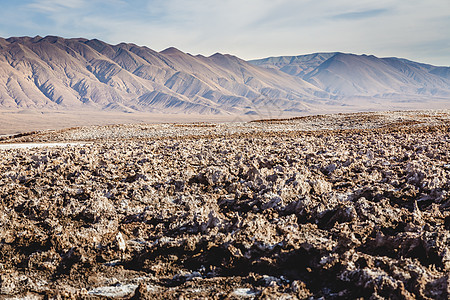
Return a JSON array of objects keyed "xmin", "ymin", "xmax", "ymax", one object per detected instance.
[{"xmin": 0, "ymin": 111, "xmax": 449, "ymax": 299}]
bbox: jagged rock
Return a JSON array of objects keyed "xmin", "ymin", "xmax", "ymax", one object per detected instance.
[
  {"xmin": 88, "ymin": 284, "xmax": 138, "ymax": 298},
  {"xmin": 0, "ymin": 110, "xmax": 449, "ymax": 298}
]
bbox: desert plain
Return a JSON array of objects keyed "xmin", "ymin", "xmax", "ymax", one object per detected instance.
[{"xmin": 0, "ymin": 110, "xmax": 449, "ymax": 299}]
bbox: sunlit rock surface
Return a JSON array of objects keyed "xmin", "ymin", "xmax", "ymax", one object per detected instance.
[{"xmin": 0, "ymin": 110, "xmax": 449, "ymax": 299}]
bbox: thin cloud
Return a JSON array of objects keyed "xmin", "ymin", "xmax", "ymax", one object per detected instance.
[
  {"xmin": 1, "ymin": 0, "xmax": 449, "ymax": 66},
  {"xmin": 332, "ymin": 8, "xmax": 390, "ymax": 20},
  {"xmin": 27, "ymin": 0, "xmax": 87, "ymax": 13}
]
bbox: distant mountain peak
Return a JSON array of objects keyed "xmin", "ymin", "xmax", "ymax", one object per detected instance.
[
  {"xmin": 0, "ymin": 36, "xmax": 449, "ymax": 114},
  {"xmin": 0, "ymin": 36, "xmax": 328, "ymax": 115},
  {"xmin": 249, "ymin": 52, "xmax": 450, "ymax": 98},
  {"xmin": 160, "ymin": 47, "xmax": 184, "ymax": 55}
]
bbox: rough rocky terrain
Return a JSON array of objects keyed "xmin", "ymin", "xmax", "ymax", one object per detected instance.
[{"xmin": 0, "ymin": 110, "xmax": 449, "ymax": 299}]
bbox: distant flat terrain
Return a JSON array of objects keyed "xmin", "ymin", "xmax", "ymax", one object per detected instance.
[
  {"xmin": 2, "ymin": 100, "xmax": 450, "ymax": 136},
  {"xmin": 1, "ymin": 109, "xmax": 449, "ymax": 144},
  {"xmin": 0, "ymin": 110, "xmax": 244, "ymax": 135}
]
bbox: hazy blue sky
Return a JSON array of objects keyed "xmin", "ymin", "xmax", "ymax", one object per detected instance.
[{"xmin": 0, "ymin": 0, "xmax": 449, "ymax": 65}]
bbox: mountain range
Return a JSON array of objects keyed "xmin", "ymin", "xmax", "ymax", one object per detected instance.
[
  {"xmin": 0, "ymin": 36, "xmax": 449, "ymax": 115},
  {"xmin": 250, "ymin": 53, "xmax": 450, "ymax": 99}
]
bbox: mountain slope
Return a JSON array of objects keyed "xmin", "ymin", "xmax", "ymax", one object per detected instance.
[
  {"xmin": 250, "ymin": 52, "xmax": 337, "ymax": 77},
  {"xmin": 250, "ymin": 53, "xmax": 450, "ymax": 99},
  {"xmin": 0, "ymin": 36, "xmax": 328, "ymax": 114},
  {"xmin": 1, "ymin": 36, "xmax": 449, "ymax": 115}
]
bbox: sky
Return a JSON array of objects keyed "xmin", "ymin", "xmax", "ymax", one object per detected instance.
[{"xmin": 0, "ymin": 0, "xmax": 449, "ymax": 66}]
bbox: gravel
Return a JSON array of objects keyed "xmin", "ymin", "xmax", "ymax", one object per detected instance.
[{"xmin": 0, "ymin": 110, "xmax": 449, "ymax": 299}]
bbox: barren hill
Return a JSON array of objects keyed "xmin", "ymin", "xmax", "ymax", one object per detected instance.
[
  {"xmin": 0, "ymin": 36, "xmax": 327, "ymax": 115},
  {"xmin": 1, "ymin": 36, "xmax": 450, "ymax": 115},
  {"xmin": 250, "ymin": 53, "xmax": 450, "ymax": 99}
]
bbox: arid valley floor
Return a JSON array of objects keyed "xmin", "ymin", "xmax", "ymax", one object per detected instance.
[{"xmin": 1, "ymin": 110, "xmax": 450, "ymax": 299}]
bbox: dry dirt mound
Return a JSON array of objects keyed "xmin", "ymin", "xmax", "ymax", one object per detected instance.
[{"xmin": 0, "ymin": 111, "xmax": 449, "ymax": 299}]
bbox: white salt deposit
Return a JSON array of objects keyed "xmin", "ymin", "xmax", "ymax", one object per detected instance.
[{"xmin": 0, "ymin": 143, "xmax": 87, "ymax": 150}]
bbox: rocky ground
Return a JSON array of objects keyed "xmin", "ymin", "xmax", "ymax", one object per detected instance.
[{"xmin": 0, "ymin": 110, "xmax": 449, "ymax": 299}]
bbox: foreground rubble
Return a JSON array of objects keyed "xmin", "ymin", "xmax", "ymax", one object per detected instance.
[{"xmin": 0, "ymin": 110, "xmax": 449, "ymax": 299}]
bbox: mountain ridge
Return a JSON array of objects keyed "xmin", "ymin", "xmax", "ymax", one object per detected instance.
[
  {"xmin": 250, "ymin": 53, "xmax": 450, "ymax": 98},
  {"xmin": 1, "ymin": 36, "xmax": 449, "ymax": 115},
  {"xmin": 0, "ymin": 35, "xmax": 329, "ymax": 114}
]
